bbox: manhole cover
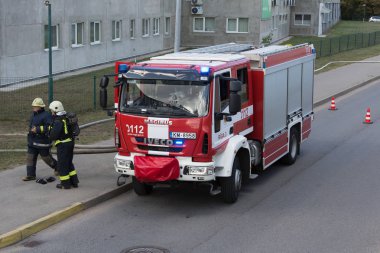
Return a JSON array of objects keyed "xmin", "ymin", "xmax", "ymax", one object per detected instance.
[{"xmin": 121, "ymin": 246, "xmax": 170, "ymax": 253}]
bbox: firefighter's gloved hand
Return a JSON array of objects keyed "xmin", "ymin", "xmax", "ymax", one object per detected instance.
[{"xmin": 36, "ymin": 178, "xmax": 47, "ymax": 185}]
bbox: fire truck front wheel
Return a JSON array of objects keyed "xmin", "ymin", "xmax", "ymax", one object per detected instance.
[
  {"xmin": 132, "ymin": 177, "xmax": 153, "ymax": 196},
  {"xmin": 220, "ymin": 157, "xmax": 242, "ymax": 204}
]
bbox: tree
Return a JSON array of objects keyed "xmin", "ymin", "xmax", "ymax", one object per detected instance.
[
  {"xmin": 341, "ymin": 0, "xmax": 362, "ymax": 20},
  {"xmin": 365, "ymin": 0, "xmax": 380, "ymax": 16},
  {"xmin": 341, "ymin": 0, "xmax": 380, "ymax": 20}
]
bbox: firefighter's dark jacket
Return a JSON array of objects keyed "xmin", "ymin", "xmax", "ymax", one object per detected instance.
[
  {"xmin": 28, "ymin": 108, "xmax": 53, "ymax": 149},
  {"xmin": 49, "ymin": 115, "xmax": 72, "ymax": 144}
]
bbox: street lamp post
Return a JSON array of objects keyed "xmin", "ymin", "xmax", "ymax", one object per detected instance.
[
  {"xmin": 363, "ymin": 4, "xmax": 366, "ymax": 23},
  {"xmin": 174, "ymin": 0, "xmax": 182, "ymax": 52},
  {"xmin": 45, "ymin": 0, "xmax": 53, "ymax": 103}
]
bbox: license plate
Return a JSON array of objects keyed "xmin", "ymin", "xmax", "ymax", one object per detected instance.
[{"xmin": 170, "ymin": 132, "xmax": 197, "ymax": 139}]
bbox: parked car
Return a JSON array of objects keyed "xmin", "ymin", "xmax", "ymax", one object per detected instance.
[{"xmin": 369, "ymin": 16, "xmax": 380, "ymax": 22}]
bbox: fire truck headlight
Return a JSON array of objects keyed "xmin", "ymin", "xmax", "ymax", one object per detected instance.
[
  {"xmin": 114, "ymin": 158, "xmax": 132, "ymax": 169},
  {"xmin": 187, "ymin": 166, "xmax": 214, "ymax": 176}
]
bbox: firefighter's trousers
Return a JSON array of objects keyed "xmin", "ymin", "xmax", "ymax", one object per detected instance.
[
  {"xmin": 56, "ymin": 141, "xmax": 79, "ymax": 188},
  {"xmin": 26, "ymin": 146, "xmax": 57, "ymax": 177}
]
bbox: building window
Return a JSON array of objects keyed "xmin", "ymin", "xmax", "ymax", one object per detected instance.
[
  {"xmin": 226, "ymin": 18, "xmax": 248, "ymax": 33},
  {"xmin": 165, "ymin": 17, "xmax": 170, "ymax": 35},
  {"xmin": 112, "ymin": 20, "xmax": 121, "ymax": 41},
  {"xmin": 142, "ymin": 18, "xmax": 150, "ymax": 37},
  {"xmin": 44, "ymin": 24, "xmax": 59, "ymax": 50},
  {"xmin": 71, "ymin": 22, "xmax": 84, "ymax": 47},
  {"xmin": 130, "ymin": 19, "xmax": 135, "ymax": 39},
  {"xmin": 90, "ymin": 21, "xmax": 101, "ymax": 44},
  {"xmin": 153, "ymin": 18, "xmax": 160, "ymax": 36},
  {"xmin": 193, "ymin": 17, "xmax": 215, "ymax": 32},
  {"xmin": 295, "ymin": 14, "xmax": 311, "ymax": 25}
]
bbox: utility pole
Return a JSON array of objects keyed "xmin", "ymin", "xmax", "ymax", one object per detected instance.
[
  {"xmin": 45, "ymin": 0, "xmax": 53, "ymax": 103},
  {"xmin": 174, "ymin": 0, "xmax": 182, "ymax": 52}
]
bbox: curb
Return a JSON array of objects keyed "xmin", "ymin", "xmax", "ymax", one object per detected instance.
[{"xmin": 0, "ymin": 182, "xmax": 132, "ymax": 249}]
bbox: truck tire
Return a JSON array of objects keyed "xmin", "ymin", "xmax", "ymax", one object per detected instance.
[
  {"xmin": 132, "ymin": 177, "xmax": 153, "ymax": 196},
  {"xmin": 281, "ymin": 128, "xmax": 299, "ymax": 165},
  {"xmin": 220, "ymin": 157, "xmax": 242, "ymax": 203}
]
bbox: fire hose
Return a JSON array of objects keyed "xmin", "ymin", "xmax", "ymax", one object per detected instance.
[{"xmin": 315, "ymin": 60, "xmax": 380, "ymax": 72}]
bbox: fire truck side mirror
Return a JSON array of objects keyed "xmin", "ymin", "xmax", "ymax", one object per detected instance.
[
  {"xmin": 99, "ymin": 76, "xmax": 109, "ymax": 109},
  {"xmin": 229, "ymin": 81, "xmax": 242, "ymax": 114},
  {"xmin": 99, "ymin": 76, "xmax": 109, "ymax": 88},
  {"xmin": 230, "ymin": 80, "xmax": 242, "ymax": 92}
]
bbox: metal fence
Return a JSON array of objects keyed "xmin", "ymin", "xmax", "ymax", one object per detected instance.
[
  {"xmin": 0, "ymin": 76, "xmax": 113, "ymax": 121},
  {"xmin": 314, "ymin": 31, "xmax": 380, "ymax": 58}
]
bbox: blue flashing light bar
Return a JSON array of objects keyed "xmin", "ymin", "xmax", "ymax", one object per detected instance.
[
  {"xmin": 174, "ymin": 139, "xmax": 184, "ymax": 146},
  {"xmin": 118, "ymin": 64, "xmax": 129, "ymax": 73},
  {"xmin": 200, "ymin": 66, "xmax": 210, "ymax": 76}
]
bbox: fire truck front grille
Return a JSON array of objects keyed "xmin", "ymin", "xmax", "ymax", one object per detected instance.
[{"xmin": 137, "ymin": 145, "xmax": 183, "ymax": 153}]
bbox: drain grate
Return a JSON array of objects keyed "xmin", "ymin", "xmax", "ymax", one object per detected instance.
[{"xmin": 121, "ymin": 246, "xmax": 170, "ymax": 253}]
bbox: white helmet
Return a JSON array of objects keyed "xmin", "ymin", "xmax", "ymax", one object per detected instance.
[
  {"xmin": 49, "ymin": 101, "xmax": 64, "ymax": 113},
  {"xmin": 31, "ymin": 98, "xmax": 45, "ymax": 107}
]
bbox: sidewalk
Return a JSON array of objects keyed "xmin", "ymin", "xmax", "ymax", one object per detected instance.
[
  {"xmin": 1, "ymin": 57, "xmax": 380, "ymax": 248},
  {"xmin": 314, "ymin": 54, "xmax": 380, "ymax": 105}
]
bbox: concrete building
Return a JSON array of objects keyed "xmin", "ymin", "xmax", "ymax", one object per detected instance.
[
  {"xmin": 290, "ymin": 0, "xmax": 341, "ymax": 36},
  {"xmin": 0, "ymin": 0, "xmax": 176, "ymax": 79},
  {"xmin": 181, "ymin": 0, "xmax": 293, "ymax": 47},
  {"xmin": 0, "ymin": 0, "xmax": 340, "ymax": 78},
  {"xmin": 181, "ymin": 0, "xmax": 341, "ymax": 47}
]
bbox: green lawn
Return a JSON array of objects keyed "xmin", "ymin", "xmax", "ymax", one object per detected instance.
[
  {"xmin": 282, "ymin": 20, "xmax": 380, "ymax": 63},
  {"xmin": 328, "ymin": 21, "xmax": 380, "ymax": 36},
  {"xmin": 0, "ymin": 67, "xmax": 116, "ymax": 171}
]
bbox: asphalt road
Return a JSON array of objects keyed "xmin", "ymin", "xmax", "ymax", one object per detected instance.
[{"xmin": 4, "ymin": 81, "xmax": 380, "ymax": 253}]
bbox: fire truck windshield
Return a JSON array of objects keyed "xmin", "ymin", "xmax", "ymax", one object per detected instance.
[{"xmin": 120, "ymin": 79, "xmax": 210, "ymax": 117}]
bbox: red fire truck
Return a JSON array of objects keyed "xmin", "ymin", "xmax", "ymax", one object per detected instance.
[{"xmin": 100, "ymin": 43, "xmax": 315, "ymax": 203}]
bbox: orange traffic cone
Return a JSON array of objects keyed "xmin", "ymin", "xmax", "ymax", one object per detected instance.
[
  {"xmin": 363, "ymin": 108, "xmax": 373, "ymax": 124},
  {"xmin": 328, "ymin": 97, "xmax": 337, "ymax": 110}
]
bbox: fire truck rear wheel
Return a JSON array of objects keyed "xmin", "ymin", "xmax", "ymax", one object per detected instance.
[
  {"xmin": 132, "ymin": 177, "xmax": 153, "ymax": 196},
  {"xmin": 220, "ymin": 157, "xmax": 242, "ymax": 204},
  {"xmin": 281, "ymin": 128, "xmax": 299, "ymax": 165}
]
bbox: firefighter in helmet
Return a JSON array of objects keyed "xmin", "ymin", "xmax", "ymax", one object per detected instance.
[
  {"xmin": 23, "ymin": 98, "xmax": 58, "ymax": 181},
  {"xmin": 49, "ymin": 101, "xmax": 79, "ymax": 189}
]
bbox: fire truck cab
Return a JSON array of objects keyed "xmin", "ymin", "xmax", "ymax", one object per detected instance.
[{"xmin": 100, "ymin": 43, "xmax": 316, "ymax": 203}]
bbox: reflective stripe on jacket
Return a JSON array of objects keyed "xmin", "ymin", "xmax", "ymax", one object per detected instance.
[{"xmin": 49, "ymin": 116, "xmax": 73, "ymax": 146}]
